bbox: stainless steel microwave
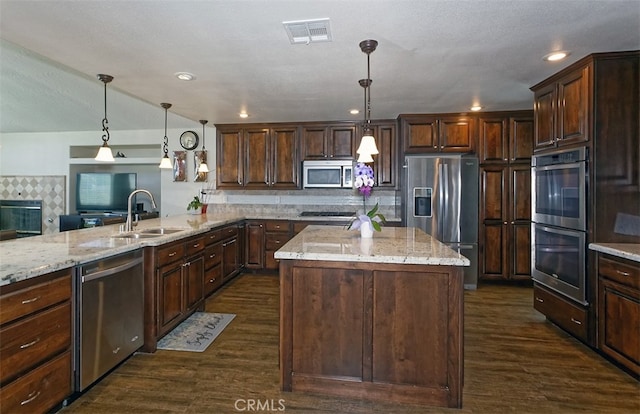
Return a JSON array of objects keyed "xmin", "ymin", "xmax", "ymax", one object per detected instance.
[{"xmin": 302, "ymin": 160, "xmax": 353, "ymax": 188}]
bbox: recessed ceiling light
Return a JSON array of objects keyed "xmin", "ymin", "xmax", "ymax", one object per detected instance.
[
  {"xmin": 350, "ymin": 109, "xmax": 360, "ymax": 115},
  {"xmin": 543, "ymin": 51, "xmax": 570, "ymax": 62},
  {"xmin": 239, "ymin": 112, "xmax": 249, "ymax": 119},
  {"xmin": 470, "ymin": 105, "xmax": 482, "ymax": 111},
  {"xmin": 175, "ymin": 72, "xmax": 195, "ymax": 81}
]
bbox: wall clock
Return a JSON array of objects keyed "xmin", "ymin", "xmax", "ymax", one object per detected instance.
[{"xmin": 179, "ymin": 130, "xmax": 199, "ymax": 150}]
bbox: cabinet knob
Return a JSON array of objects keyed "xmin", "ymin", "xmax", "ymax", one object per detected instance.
[
  {"xmin": 209, "ymin": 278, "xmax": 216, "ymax": 283},
  {"xmin": 504, "ymin": 221, "xmax": 508, "ymax": 225}
]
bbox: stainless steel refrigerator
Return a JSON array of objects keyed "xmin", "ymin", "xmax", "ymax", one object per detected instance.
[{"xmin": 403, "ymin": 155, "xmax": 479, "ymax": 289}]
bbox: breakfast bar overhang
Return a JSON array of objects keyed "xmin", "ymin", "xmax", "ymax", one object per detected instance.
[{"xmin": 274, "ymin": 225, "xmax": 470, "ymax": 408}]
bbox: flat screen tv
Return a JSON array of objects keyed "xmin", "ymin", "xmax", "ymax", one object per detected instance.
[{"xmin": 76, "ymin": 172, "xmax": 137, "ymax": 212}]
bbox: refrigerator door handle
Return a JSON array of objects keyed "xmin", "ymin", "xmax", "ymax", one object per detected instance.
[
  {"xmin": 437, "ymin": 162, "xmax": 444, "ymax": 238},
  {"xmin": 442, "ymin": 162, "xmax": 449, "ymax": 239}
]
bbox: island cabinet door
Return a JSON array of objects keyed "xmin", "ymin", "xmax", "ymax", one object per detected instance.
[{"xmin": 290, "ymin": 268, "xmax": 364, "ymax": 381}]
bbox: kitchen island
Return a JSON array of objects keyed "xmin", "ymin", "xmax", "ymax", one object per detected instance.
[{"xmin": 274, "ymin": 225, "xmax": 469, "ymax": 408}]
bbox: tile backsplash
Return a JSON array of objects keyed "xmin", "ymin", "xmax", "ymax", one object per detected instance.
[{"xmin": 0, "ymin": 176, "xmax": 66, "ymax": 234}]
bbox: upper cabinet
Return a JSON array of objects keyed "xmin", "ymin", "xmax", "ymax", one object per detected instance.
[
  {"xmin": 399, "ymin": 113, "xmax": 476, "ymax": 154},
  {"xmin": 302, "ymin": 123, "xmax": 356, "ymax": 160},
  {"xmin": 357, "ymin": 120, "xmax": 398, "ymax": 188},
  {"xmin": 532, "ymin": 65, "xmax": 589, "ymax": 151},
  {"xmin": 216, "ymin": 124, "xmax": 299, "ymax": 189},
  {"xmin": 478, "ymin": 111, "xmax": 533, "ymax": 164}
]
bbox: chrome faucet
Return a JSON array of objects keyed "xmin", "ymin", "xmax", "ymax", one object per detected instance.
[{"xmin": 125, "ymin": 189, "xmax": 157, "ymax": 232}]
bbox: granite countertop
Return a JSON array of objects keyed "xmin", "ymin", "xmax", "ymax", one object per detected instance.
[
  {"xmin": 274, "ymin": 225, "xmax": 470, "ymax": 266},
  {"xmin": 0, "ymin": 213, "xmax": 246, "ymax": 287},
  {"xmin": 0, "ymin": 212, "xmax": 387, "ymax": 287},
  {"xmin": 588, "ymin": 243, "xmax": 640, "ymax": 263}
]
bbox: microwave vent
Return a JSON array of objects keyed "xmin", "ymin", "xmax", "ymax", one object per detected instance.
[{"xmin": 283, "ymin": 18, "xmax": 332, "ymax": 44}]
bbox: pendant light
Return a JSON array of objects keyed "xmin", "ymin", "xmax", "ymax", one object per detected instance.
[
  {"xmin": 356, "ymin": 39, "xmax": 379, "ymax": 162},
  {"xmin": 197, "ymin": 120, "xmax": 209, "ymax": 173},
  {"xmin": 94, "ymin": 74, "xmax": 115, "ymax": 162},
  {"xmin": 158, "ymin": 103, "xmax": 173, "ymax": 169}
]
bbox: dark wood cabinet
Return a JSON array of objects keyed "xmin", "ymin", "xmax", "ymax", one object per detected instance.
[
  {"xmin": 221, "ymin": 225, "xmax": 241, "ymax": 281},
  {"xmin": 203, "ymin": 230, "xmax": 223, "ymax": 297},
  {"xmin": 245, "ymin": 221, "xmax": 265, "ymax": 269},
  {"xmin": 358, "ymin": 120, "xmax": 398, "ymax": 188},
  {"xmin": 534, "ymin": 283, "xmax": 588, "ymax": 342},
  {"xmin": 0, "ymin": 269, "xmax": 72, "ymax": 414},
  {"xmin": 155, "ymin": 236, "xmax": 205, "ymax": 338},
  {"xmin": 302, "ymin": 123, "xmax": 356, "ymax": 159},
  {"xmin": 400, "ymin": 113, "xmax": 475, "ymax": 154},
  {"xmin": 216, "ymin": 127, "xmax": 243, "ymax": 187},
  {"xmin": 532, "ymin": 59, "xmax": 590, "ymax": 151},
  {"xmin": 216, "ymin": 124, "xmax": 299, "ymax": 189},
  {"xmin": 265, "ymin": 220, "xmax": 292, "ymax": 270},
  {"xmin": 597, "ymin": 253, "xmax": 640, "ymax": 376},
  {"xmin": 478, "ymin": 111, "xmax": 533, "ymax": 282},
  {"xmin": 245, "ymin": 220, "xmax": 293, "ymax": 271}
]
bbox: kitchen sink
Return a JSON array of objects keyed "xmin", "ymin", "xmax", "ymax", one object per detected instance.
[
  {"xmin": 111, "ymin": 232, "xmax": 163, "ymax": 239},
  {"xmin": 138, "ymin": 228, "xmax": 184, "ymax": 235}
]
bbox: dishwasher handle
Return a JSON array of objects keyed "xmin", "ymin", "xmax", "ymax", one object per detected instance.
[{"xmin": 81, "ymin": 256, "xmax": 143, "ymax": 283}]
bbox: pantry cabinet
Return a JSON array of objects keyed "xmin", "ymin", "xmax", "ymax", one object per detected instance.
[
  {"xmin": 400, "ymin": 113, "xmax": 476, "ymax": 154},
  {"xmin": 0, "ymin": 269, "xmax": 72, "ymax": 414},
  {"xmin": 478, "ymin": 111, "xmax": 533, "ymax": 282}
]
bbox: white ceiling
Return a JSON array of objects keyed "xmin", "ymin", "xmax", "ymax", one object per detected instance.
[{"xmin": 0, "ymin": 0, "xmax": 639, "ymax": 134}]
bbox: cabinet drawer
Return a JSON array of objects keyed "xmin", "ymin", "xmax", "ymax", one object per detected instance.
[
  {"xmin": 265, "ymin": 220, "xmax": 290, "ymax": 233},
  {"xmin": 204, "ymin": 265, "xmax": 223, "ymax": 297},
  {"xmin": 186, "ymin": 236, "xmax": 206, "ymax": 256},
  {"xmin": 0, "ymin": 301, "xmax": 71, "ymax": 384},
  {"xmin": 599, "ymin": 255, "xmax": 640, "ymax": 290},
  {"xmin": 206, "ymin": 228, "xmax": 226, "ymax": 245},
  {"xmin": 222, "ymin": 226, "xmax": 239, "ymax": 239},
  {"xmin": 0, "ymin": 350, "xmax": 71, "ymax": 414},
  {"xmin": 266, "ymin": 236, "xmax": 290, "ymax": 251},
  {"xmin": 533, "ymin": 284, "xmax": 588, "ymax": 342},
  {"xmin": 157, "ymin": 242, "xmax": 185, "ymax": 266},
  {"xmin": 204, "ymin": 243, "xmax": 223, "ymax": 268},
  {"xmin": 0, "ymin": 272, "xmax": 71, "ymax": 326}
]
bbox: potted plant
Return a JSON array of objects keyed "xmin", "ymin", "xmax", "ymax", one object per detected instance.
[
  {"xmin": 187, "ymin": 196, "xmax": 203, "ymax": 214},
  {"xmin": 348, "ymin": 163, "xmax": 386, "ymax": 237}
]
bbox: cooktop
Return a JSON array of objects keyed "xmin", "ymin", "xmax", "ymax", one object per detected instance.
[{"xmin": 299, "ymin": 211, "xmax": 356, "ymax": 217}]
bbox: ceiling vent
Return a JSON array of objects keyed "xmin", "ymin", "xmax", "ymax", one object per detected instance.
[{"xmin": 283, "ymin": 18, "xmax": 332, "ymax": 44}]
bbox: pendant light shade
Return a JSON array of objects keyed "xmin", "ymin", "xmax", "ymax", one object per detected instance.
[
  {"xmin": 94, "ymin": 74, "xmax": 115, "ymax": 162},
  {"xmin": 159, "ymin": 103, "xmax": 173, "ymax": 169},
  {"xmin": 197, "ymin": 119, "xmax": 209, "ymax": 173},
  {"xmin": 356, "ymin": 39, "xmax": 379, "ymax": 160}
]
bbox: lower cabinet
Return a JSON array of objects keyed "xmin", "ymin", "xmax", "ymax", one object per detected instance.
[
  {"xmin": 0, "ymin": 269, "xmax": 72, "ymax": 414},
  {"xmin": 597, "ymin": 253, "xmax": 640, "ymax": 376},
  {"xmin": 533, "ymin": 283, "xmax": 588, "ymax": 343},
  {"xmin": 222, "ymin": 225, "xmax": 242, "ymax": 281},
  {"xmin": 155, "ymin": 235, "xmax": 205, "ymax": 339},
  {"xmin": 265, "ymin": 220, "xmax": 292, "ymax": 270}
]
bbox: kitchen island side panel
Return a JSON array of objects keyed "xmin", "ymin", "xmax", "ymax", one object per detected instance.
[{"xmin": 279, "ymin": 259, "xmax": 463, "ymax": 408}]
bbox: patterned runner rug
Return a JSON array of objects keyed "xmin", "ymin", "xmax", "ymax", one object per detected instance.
[{"xmin": 157, "ymin": 312, "xmax": 236, "ymax": 352}]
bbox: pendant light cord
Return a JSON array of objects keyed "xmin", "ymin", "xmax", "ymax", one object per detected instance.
[
  {"xmin": 101, "ymin": 78, "xmax": 110, "ymax": 143},
  {"xmin": 163, "ymin": 107, "xmax": 169, "ymax": 156}
]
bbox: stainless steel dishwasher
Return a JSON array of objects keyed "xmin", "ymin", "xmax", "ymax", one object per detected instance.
[{"xmin": 76, "ymin": 250, "xmax": 144, "ymax": 391}]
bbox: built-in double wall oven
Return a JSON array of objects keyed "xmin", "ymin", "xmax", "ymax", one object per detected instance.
[{"xmin": 531, "ymin": 147, "xmax": 588, "ymax": 305}]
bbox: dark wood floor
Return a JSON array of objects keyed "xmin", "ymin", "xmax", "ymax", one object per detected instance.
[{"xmin": 61, "ymin": 274, "xmax": 639, "ymax": 413}]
